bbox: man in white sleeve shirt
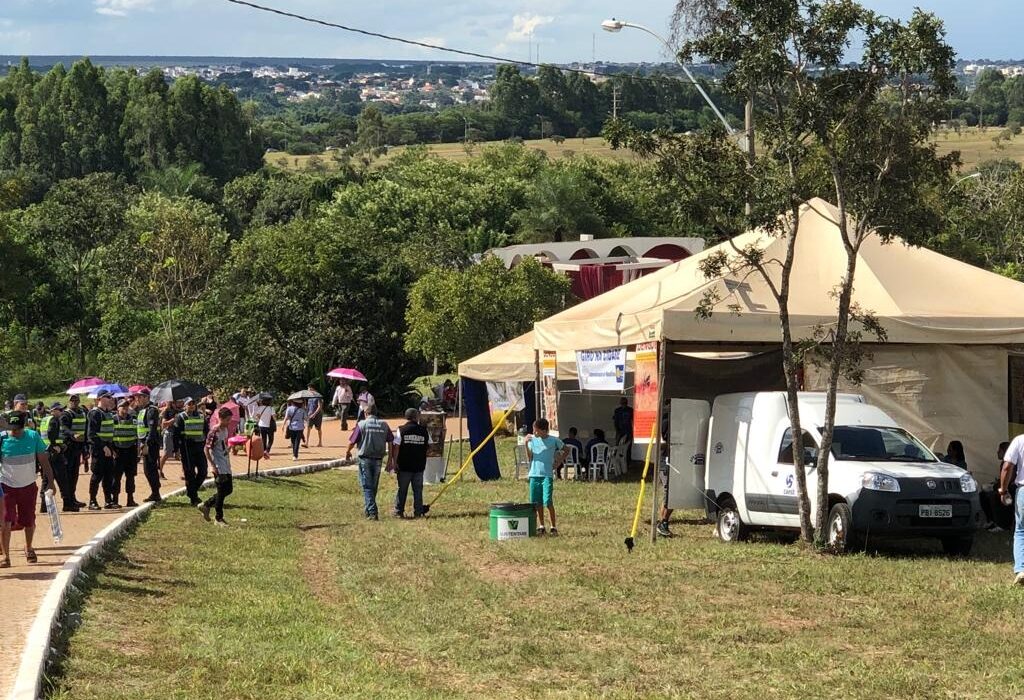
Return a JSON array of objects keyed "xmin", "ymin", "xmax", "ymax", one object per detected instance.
[{"xmin": 998, "ymin": 432, "xmax": 1024, "ymax": 585}]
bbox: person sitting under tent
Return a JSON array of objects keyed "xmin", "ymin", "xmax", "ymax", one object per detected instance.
[{"xmin": 560, "ymin": 427, "xmax": 583, "ymax": 480}]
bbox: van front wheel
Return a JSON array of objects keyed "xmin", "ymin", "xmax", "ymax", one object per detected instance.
[
  {"xmin": 717, "ymin": 498, "xmax": 747, "ymax": 543},
  {"xmin": 826, "ymin": 502, "xmax": 856, "ymax": 553}
]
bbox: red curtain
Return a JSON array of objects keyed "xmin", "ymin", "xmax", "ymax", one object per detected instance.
[{"xmin": 572, "ymin": 265, "xmax": 624, "ymax": 300}]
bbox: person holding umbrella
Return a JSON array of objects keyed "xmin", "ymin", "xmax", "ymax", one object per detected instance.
[
  {"xmin": 305, "ymin": 383, "xmax": 323, "ymax": 448},
  {"xmin": 173, "ymin": 397, "xmax": 209, "ymax": 506},
  {"xmin": 283, "ymin": 398, "xmax": 308, "ymax": 461}
]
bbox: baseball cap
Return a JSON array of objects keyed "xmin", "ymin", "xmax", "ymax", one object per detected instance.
[
  {"xmin": 50, "ymin": 401, "xmax": 64, "ymax": 410},
  {"xmin": 96, "ymin": 390, "xmax": 113, "ymax": 399},
  {"xmin": 6, "ymin": 411, "xmax": 26, "ymax": 428},
  {"xmin": 13, "ymin": 393, "xmax": 26, "ymax": 402}
]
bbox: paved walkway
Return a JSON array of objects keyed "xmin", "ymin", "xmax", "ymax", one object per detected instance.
[{"xmin": 0, "ymin": 416, "xmax": 466, "ymax": 698}]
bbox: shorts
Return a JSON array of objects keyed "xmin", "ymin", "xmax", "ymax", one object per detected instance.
[
  {"xmin": 3, "ymin": 483, "xmax": 38, "ymax": 530},
  {"xmin": 162, "ymin": 431, "xmax": 176, "ymax": 456},
  {"xmin": 308, "ymin": 414, "xmax": 322, "ymax": 429},
  {"xmin": 660, "ymin": 468, "xmax": 670, "ymax": 505},
  {"xmin": 528, "ymin": 476, "xmax": 554, "ymax": 507}
]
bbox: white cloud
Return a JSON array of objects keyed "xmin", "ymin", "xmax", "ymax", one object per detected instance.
[
  {"xmin": 504, "ymin": 13, "xmax": 554, "ymax": 43},
  {"xmin": 94, "ymin": 0, "xmax": 154, "ymax": 17}
]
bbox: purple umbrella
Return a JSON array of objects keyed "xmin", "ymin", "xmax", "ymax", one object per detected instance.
[{"xmin": 66, "ymin": 377, "xmax": 106, "ymax": 396}]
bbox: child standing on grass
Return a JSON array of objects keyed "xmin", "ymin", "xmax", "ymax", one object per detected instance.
[
  {"xmin": 525, "ymin": 418, "xmax": 567, "ymax": 536},
  {"xmin": 200, "ymin": 407, "xmax": 234, "ymax": 527}
]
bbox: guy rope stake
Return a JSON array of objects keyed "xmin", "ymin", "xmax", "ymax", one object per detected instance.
[
  {"xmin": 421, "ymin": 405, "xmax": 517, "ymax": 515},
  {"xmin": 625, "ymin": 421, "xmax": 658, "ymax": 553}
]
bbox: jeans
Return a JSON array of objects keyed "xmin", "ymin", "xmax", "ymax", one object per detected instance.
[
  {"xmin": 394, "ymin": 471, "xmax": 424, "ymax": 516},
  {"xmin": 1015, "ymin": 489, "xmax": 1024, "ymax": 574},
  {"xmin": 289, "ymin": 430, "xmax": 302, "ymax": 458},
  {"xmin": 358, "ymin": 457, "xmax": 383, "ymax": 517},
  {"xmin": 258, "ymin": 426, "xmax": 274, "ymax": 453},
  {"xmin": 204, "ymin": 474, "xmax": 233, "ymax": 520}
]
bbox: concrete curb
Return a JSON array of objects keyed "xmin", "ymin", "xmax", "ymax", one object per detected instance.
[{"xmin": 8, "ymin": 458, "xmax": 350, "ymax": 700}]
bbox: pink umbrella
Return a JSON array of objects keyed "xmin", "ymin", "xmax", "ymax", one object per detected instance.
[
  {"xmin": 327, "ymin": 367, "xmax": 367, "ymax": 381},
  {"xmin": 129, "ymin": 384, "xmax": 151, "ymax": 394},
  {"xmin": 212, "ymin": 400, "xmax": 241, "ymax": 433},
  {"xmin": 67, "ymin": 377, "xmax": 106, "ymax": 396}
]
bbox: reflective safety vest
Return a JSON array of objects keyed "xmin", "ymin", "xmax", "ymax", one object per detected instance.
[
  {"xmin": 39, "ymin": 415, "xmax": 61, "ymax": 447},
  {"xmin": 97, "ymin": 414, "xmax": 115, "ymax": 441},
  {"xmin": 70, "ymin": 410, "xmax": 87, "ymax": 440},
  {"xmin": 136, "ymin": 408, "xmax": 158, "ymax": 439},
  {"xmin": 113, "ymin": 419, "xmax": 137, "ymax": 447},
  {"xmin": 183, "ymin": 414, "xmax": 206, "ymax": 442}
]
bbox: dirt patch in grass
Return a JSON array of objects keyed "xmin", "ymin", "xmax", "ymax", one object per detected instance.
[{"xmin": 299, "ymin": 524, "xmax": 340, "ymax": 607}]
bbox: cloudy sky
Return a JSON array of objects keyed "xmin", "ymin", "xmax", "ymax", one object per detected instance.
[{"xmin": 1, "ymin": 0, "xmax": 1021, "ymax": 63}]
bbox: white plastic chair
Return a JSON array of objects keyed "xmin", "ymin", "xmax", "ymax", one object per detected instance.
[
  {"xmin": 563, "ymin": 444, "xmax": 581, "ymax": 480},
  {"xmin": 608, "ymin": 445, "xmax": 628, "ymax": 480},
  {"xmin": 589, "ymin": 443, "xmax": 609, "ymax": 481}
]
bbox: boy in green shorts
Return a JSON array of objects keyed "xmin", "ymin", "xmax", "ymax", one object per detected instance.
[{"xmin": 525, "ymin": 418, "xmax": 567, "ymax": 536}]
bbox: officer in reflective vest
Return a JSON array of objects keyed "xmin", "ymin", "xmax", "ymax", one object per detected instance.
[
  {"xmin": 173, "ymin": 397, "xmax": 209, "ymax": 506},
  {"xmin": 60, "ymin": 394, "xmax": 89, "ymax": 505},
  {"xmin": 87, "ymin": 391, "xmax": 117, "ymax": 510},
  {"xmin": 40, "ymin": 402, "xmax": 78, "ymax": 513},
  {"xmin": 112, "ymin": 399, "xmax": 139, "ymax": 508},
  {"xmin": 133, "ymin": 388, "xmax": 162, "ymax": 503}
]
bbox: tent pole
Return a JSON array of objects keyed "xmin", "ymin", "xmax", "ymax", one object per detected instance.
[
  {"xmin": 458, "ymin": 377, "xmax": 464, "ymax": 474},
  {"xmin": 534, "ymin": 349, "xmax": 542, "ymax": 422},
  {"xmin": 650, "ymin": 337, "xmax": 667, "ymax": 544}
]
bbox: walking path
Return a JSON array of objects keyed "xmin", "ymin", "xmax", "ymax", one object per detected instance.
[{"xmin": 0, "ymin": 416, "xmax": 466, "ymax": 699}]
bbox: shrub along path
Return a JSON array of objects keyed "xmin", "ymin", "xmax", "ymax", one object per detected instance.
[{"xmin": 45, "ymin": 466, "xmax": 1022, "ymax": 700}]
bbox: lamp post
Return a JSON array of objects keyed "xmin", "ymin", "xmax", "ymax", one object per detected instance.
[{"xmin": 601, "ymin": 17, "xmax": 753, "ymax": 161}]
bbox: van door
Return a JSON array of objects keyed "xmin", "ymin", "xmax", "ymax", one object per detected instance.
[
  {"xmin": 668, "ymin": 399, "xmax": 711, "ymax": 510},
  {"xmin": 763, "ymin": 427, "xmax": 819, "ymax": 527}
]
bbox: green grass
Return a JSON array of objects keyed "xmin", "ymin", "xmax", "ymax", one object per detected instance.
[
  {"xmin": 47, "ymin": 466, "xmax": 1023, "ymax": 700},
  {"xmin": 932, "ymin": 126, "xmax": 1024, "ymax": 171}
]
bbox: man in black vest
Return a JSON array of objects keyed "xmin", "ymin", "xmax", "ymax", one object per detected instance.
[{"xmin": 390, "ymin": 408, "xmax": 431, "ymax": 519}]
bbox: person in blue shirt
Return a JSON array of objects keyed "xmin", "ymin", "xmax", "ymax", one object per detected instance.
[{"xmin": 525, "ymin": 418, "xmax": 567, "ymax": 536}]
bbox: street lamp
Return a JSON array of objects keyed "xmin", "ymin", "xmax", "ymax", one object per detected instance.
[{"xmin": 601, "ymin": 17, "xmax": 741, "ymax": 147}]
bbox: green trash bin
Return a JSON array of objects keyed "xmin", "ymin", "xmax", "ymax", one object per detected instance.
[{"xmin": 489, "ymin": 502, "xmax": 536, "ymax": 541}]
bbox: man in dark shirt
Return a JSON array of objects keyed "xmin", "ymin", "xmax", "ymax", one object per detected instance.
[
  {"xmin": 390, "ymin": 408, "xmax": 430, "ymax": 519},
  {"xmin": 86, "ymin": 391, "xmax": 116, "ymax": 510},
  {"xmin": 134, "ymin": 389, "xmax": 163, "ymax": 503},
  {"xmin": 60, "ymin": 394, "xmax": 88, "ymax": 505},
  {"xmin": 613, "ymin": 398, "xmax": 634, "ymax": 446}
]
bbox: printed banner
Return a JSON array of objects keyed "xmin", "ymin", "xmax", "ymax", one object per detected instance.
[
  {"xmin": 486, "ymin": 381, "xmax": 526, "ymax": 412},
  {"xmin": 542, "ymin": 351, "xmax": 559, "ymax": 433},
  {"xmin": 633, "ymin": 341, "xmax": 659, "ymax": 441},
  {"xmin": 575, "ymin": 347, "xmax": 627, "ymax": 392},
  {"xmin": 420, "ymin": 411, "xmax": 446, "ymax": 458}
]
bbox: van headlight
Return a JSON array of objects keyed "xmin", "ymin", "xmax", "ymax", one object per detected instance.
[
  {"xmin": 862, "ymin": 472, "xmax": 900, "ymax": 492},
  {"xmin": 960, "ymin": 474, "xmax": 978, "ymax": 493}
]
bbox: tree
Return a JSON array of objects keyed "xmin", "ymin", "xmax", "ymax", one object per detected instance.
[
  {"xmin": 513, "ymin": 165, "xmax": 608, "ymax": 243},
  {"xmin": 404, "ymin": 256, "xmax": 571, "ymax": 368},
  {"xmin": 490, "ymin": 66, "xmax": 542, "ymax": 136},
  {"xmin": 576, "ymin": 127, "xmax": 591, "ymax": 142},
  {"xmin": 356, "ymin": 105, "xmax": 386, "ymax": 153},
  {"xmin": 675, "ymin": 0, "xmax": 956, "ymax": 545}
]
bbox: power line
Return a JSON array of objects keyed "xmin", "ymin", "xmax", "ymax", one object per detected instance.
[{"xmin": 221, "ymin": 0, "xmax": 705, "ymax": 89}]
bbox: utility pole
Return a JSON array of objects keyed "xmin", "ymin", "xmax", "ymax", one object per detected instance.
[{"xmin": 612, "ymin": 85, "xmax": 620, "ymax": 119}]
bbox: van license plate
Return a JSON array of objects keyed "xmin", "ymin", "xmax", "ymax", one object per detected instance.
[{"xmin": 919, "ymin": 504, "xmax": 952, "ymax": 518}]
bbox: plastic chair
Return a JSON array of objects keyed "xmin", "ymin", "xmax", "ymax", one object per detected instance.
[
  {"xmin": 589, "ymin": 443, "xmax": 609, "ymax": 481},
  {"xmin": 563, "ymin": 444, "xmax": 581, "ymax": 480},
  {"xmin": 608, "ymin": 445, "xmax": 628, "ymax": 480},
  {"xmin": 514, "ymin": 445, "xmax": 530, "ymax": 480}
]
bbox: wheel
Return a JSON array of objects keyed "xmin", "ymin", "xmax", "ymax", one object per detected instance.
[
  {"xmin": 716, "ymin": 497, "xmax": 748, "ymax": 543},
  {"xmin": 826, "ymin": 502, "xmax": 856, "ymax": 553},
  {"xmin": 941, "ymin": 535, "xmax": 974, "ymax": 557}
]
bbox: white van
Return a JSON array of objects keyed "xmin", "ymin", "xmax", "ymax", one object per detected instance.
[{"xmin": 702, "ymin": 392, "xmax": 982, "ymax": 554}]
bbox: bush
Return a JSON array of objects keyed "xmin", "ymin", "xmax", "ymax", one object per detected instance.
[{"xmin": 287, "ymin": 141, "xmax": 321, "ymax": 156}]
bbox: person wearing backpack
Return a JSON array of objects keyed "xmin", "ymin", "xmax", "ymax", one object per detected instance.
[{"xmin": 345, "ymin": 404, "xmax": 393, "ymax": 521}]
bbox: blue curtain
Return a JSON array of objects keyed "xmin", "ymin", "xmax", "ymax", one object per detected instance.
[
  {"xmin": 462, "ymin": 378, "xmax": 501, "ymax": 480},
  {"xmin": 523, "ymin": 381, "xmax": 536, "ymax": 430}
]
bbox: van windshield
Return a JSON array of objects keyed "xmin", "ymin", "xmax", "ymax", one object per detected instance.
[{"xmin": 828, "ymin": 426, "xmax": 936, "ymax": 462}]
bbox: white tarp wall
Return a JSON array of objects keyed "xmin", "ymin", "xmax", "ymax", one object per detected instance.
[{"xmin": 805, "ymin": 345, "xmax": 1009, "ymax": 481}]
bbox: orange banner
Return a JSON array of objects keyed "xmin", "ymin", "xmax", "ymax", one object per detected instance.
[{"xmin": 633, "ymin": 341, "xmax": 659, "ymax": 440}]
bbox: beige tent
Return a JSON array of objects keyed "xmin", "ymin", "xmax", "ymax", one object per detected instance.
[
  {"xmin": 530, "ymin": 198, "xmax": 1024, "ymax": 478},
  {"xmin": 457, "ymin": 331, "xmax": 582, "ymax": 382}
]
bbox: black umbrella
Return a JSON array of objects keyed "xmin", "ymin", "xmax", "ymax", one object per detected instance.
[{"xmin": 150, "ymin": 379, "xmax": 210, "ymax": 404}]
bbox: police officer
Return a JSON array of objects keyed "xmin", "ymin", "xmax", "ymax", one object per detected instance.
[
  {"xmin": 111, "ymin": 399, "xmax": 138, "ymax": 508},
  {"xmin": 174, "ymin": 397, "xmax": 209, "ymax": 506},
  {"xmin": 60, "ymin": 394, "xmax": 88, "ymax": 506},
  {"xmin": 134, "ymin": 389, "xmax": 162, "ymax": 503},
  {"xmin": 86, "ymin": 390, "xmax": 116, "ymax": 510},
  {"xmin": 40, "ymin": 402, "xmax": 78, "ymax": 513}
]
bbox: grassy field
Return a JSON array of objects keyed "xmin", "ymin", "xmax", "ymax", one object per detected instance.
[
  {"xmin": 45, "ymin": 463, "xmax": 1023, "ymax": 700},
  {"xmin": 264, "ymin": 137, "xmax": 633, "ymax": 171}
]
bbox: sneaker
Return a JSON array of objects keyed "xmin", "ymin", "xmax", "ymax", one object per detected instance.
[
  {"xmin": 536, "ymin": 526, "xmax": 546, "ymax": 536},
  {"xmin": 657, "ymin": 522, "xmax": 673, "ymax": 538},
  {"xmin": 392, "ymin": 511, "xmax": 406, "ymax": 519},
  {"xmin": 104, "ymin": 502, "xmax": 120, "ymax": 510},
  {"xmin": 550, "ymin": 527, "xmax": 559, "ymax": 537},
  {"xmin": 88, "ymin": 501, "xmax": 101, "ymax": 511},
  {"xmin": 199, "ymin": 503, "xmax": 211, "ymax": 522},
  {"xmin": 143, "ymin": 495, "xmax": 162, "ymax": 503},
  {"xmin": 366, "ymin": 513, "xmax": 379, "ymax": 521},
  {"xmin": 1015, "ymin": 572, "xmax": 1024, "ymax": 587},
  {"xmin": 987, "ymin": 523, "xmax": 1004, "ymax": 533},
  {"xmin": 62, "ymin": 504, "xmax": 80, "ymax": 513},
  {"xmin": 75, "ymin": 500, "xmax": 87, "ymax": 508}
]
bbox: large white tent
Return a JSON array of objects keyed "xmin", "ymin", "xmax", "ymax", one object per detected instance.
[{"xmin": 519, "ymin": 198, "xmax": 1024, "ymax": 478}]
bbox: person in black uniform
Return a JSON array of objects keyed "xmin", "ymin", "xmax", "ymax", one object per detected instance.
[
  {"xmin": 86, "ymin": 390, "xmax": 116, "ymax": 510},
  {"xmin": 133, "ymin": 389, "xmax": 163, "ymax": 502},
  {"xmin": 40, "ymin": 402, "xmax": 78, "ymax": 512},
  {"xmin": 111, "ymin": 399, "xmax": 139, "ymax": 508},
  {"xmin": 390, "ymin": 408, "xmax": 431, "ymax": 518},
  {"xmin": 174, "ymin": 397, "xmax": 209, "ymax": 506},
  {"xmin": 60, "ymin": 394, "xmax": 88, "ymax": 507}
]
